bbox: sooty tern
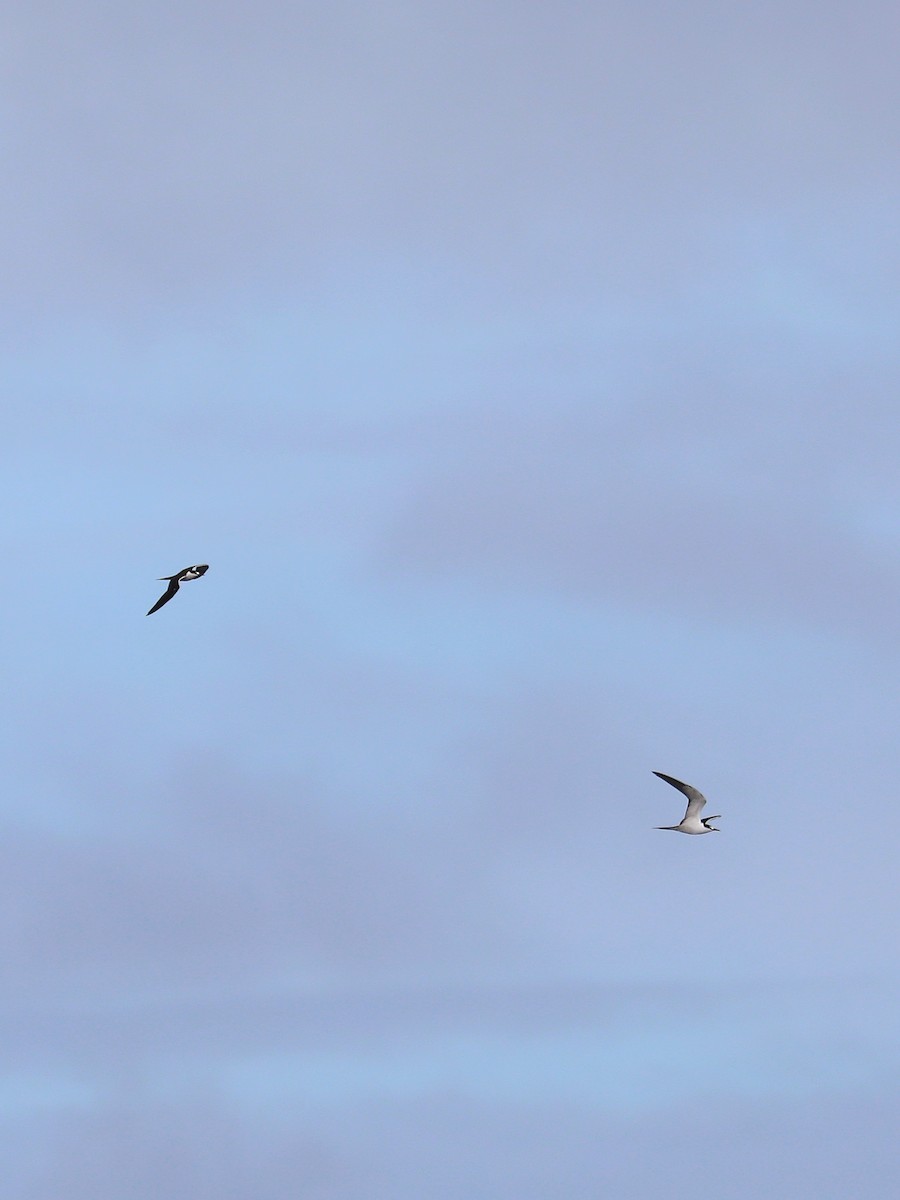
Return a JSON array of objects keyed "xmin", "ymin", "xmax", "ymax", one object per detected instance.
[{"xmin": 146, "ymin": 565, "xmax": 209, "ymax": 615}]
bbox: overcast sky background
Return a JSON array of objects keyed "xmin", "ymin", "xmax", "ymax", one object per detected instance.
[{"xmin": 2, "ymin": 2, "xmax": 900, "ymax": 1195}]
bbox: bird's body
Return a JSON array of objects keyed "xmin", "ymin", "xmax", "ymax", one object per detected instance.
[
  {"xmin": 653, "ymin": 771, "xmax": 720, "ymax": 834},
  {"xmin": 146, "ymin": 564, "xmax": 209, "ymax": 615}
]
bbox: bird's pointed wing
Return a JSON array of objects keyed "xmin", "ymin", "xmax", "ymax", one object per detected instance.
[
  {"xmin": 653, "ymin": 771, "xmax": 707, "ymax": 821},
  {"xmin": 146, "ymin": 577, "xmax": 181, "ymax": 615}
]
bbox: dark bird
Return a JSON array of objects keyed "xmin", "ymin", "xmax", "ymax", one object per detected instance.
[
  {"xmin": 653, "ymin": 771, "xmax": 721, "ymax": 834},
  {"xmin": 146, "ymin": 564, "xmax": 209, "ymax": 615}
]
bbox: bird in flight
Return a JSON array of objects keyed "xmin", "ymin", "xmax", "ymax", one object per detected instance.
[
  {"xmin": 653, "ymin": 771, "xmax": 720, "ymax": 834},
  {"xmin": 146, "ymin": 564, "xmax": 209, "ymax": 615}
]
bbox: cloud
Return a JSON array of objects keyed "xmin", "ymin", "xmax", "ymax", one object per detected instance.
[
  {"xmin": 2, "ymin": 980, "xmax": 899, "ymax": 1198},
  {"xmin": 12, "ymin": 1084, "xmax": 900, "ymax": 1199},
  {"xmin": 4, "ymin": 2, "xmax": 900, "ymax": 322},
  {"xmin": 385, "ymin": 372, "xmax": 900, "ymax": 642}
]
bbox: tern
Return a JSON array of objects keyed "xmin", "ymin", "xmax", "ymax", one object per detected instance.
[
  {"xmin": 146, "ymin": 564, "xmax": 209, "ymax": 615},
  {"xmin": 653, "ymin": 771, "xmax": 720, "ymax": 834}
]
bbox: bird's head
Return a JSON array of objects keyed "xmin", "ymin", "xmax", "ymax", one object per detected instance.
[{"xmin": 701, "ymin": 816, "xmax": 721, "ymax": 832}]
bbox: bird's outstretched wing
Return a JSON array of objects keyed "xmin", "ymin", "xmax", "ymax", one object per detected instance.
[
  {"xmin": 652, "ymin": 771, "xmax": 707, "ymax": 821},
  {"xmin": 147, "ymin": 576, "xmax": 181, "ymax": 615}
]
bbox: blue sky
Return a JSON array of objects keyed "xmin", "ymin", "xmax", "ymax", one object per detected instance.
[{"xmin": 3, "ymin": 2, "xmax": 900, "ymax": 1195}]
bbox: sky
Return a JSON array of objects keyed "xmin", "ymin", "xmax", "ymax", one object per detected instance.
[{"xmin": 2, "ymin": 1, "xmax": 900, "ymax": 1195}]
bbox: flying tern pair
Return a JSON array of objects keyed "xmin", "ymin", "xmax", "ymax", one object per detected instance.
[{"xmin": 143, "ymin": 565, "xmax": 721, "ymax": 836}]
